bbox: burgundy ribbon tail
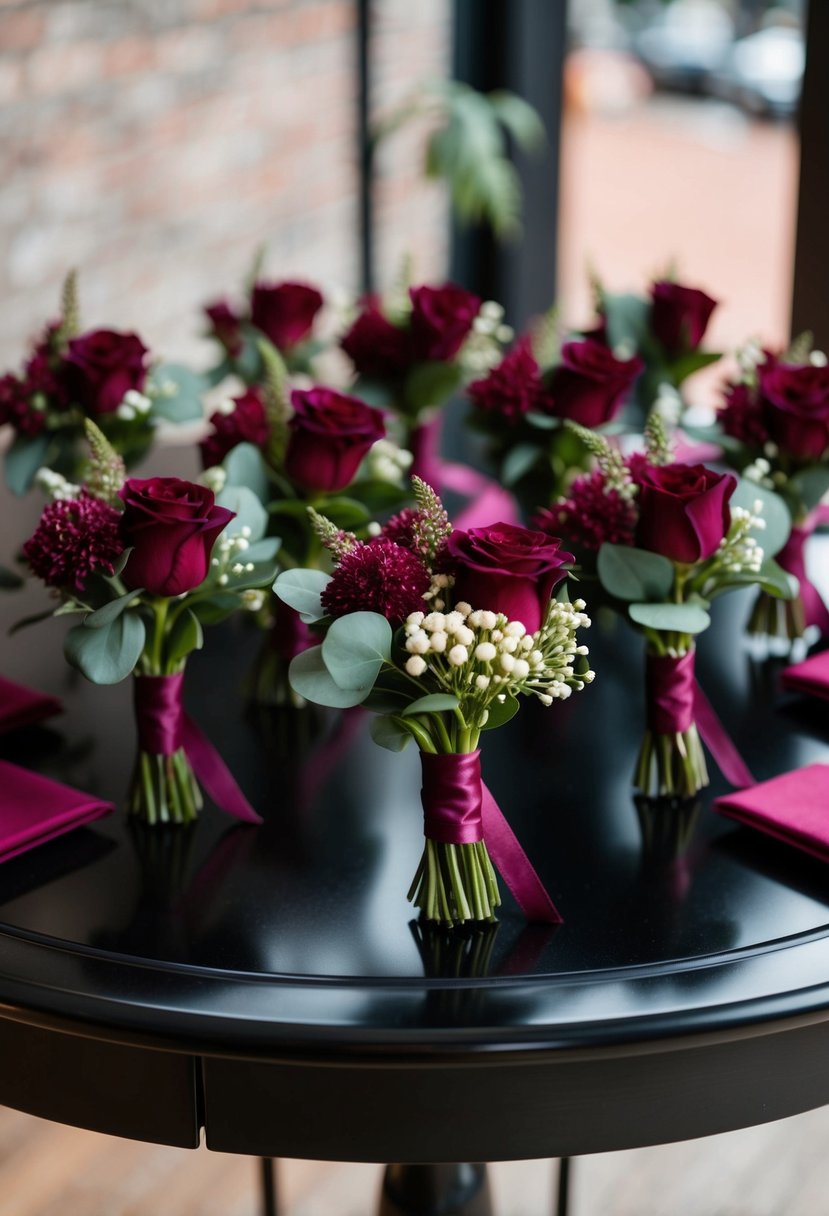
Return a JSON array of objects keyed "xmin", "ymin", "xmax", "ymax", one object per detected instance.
[
  {"xmin": 420, "ymin": 751, "xmax": 562, "ymax": 924},
  {"xmin": 692, "ymin": 683, "xmax": 755, "ymax": 790},
  {"xmin": 778, "ymin": 522, "xmax": 829, "ymax": 635},
  {"xmin": 134, "ymin": 674, "xmax": 262, "ymax": 825}
]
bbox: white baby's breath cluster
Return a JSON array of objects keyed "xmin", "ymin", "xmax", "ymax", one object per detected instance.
[
  {"xmin": 199, "ymin": 465, "xmax": 227, "ymax": 494},
  {"xmin": 741, "ymin": 456, "xmax": 775, "ymax": 492},
  {"xmin": 210, "ymin": 526, "xmax": 256, "ymax": 586},
  {"xmin": 715, "ymin": 501, "xmax": 765, "ymax": 576},
  {"xmin": 35, "ymin": 467, "xmax": 81, "ymax": 501},
  {"xmin": 363, "ymin": 437, "xmax": 413, "ymax": 485},
  {"xmin": 422, "ymin": 571, "xmax": 454, "ymax": 612},
  {"xmin": 115, "ymin": 389, "xmax": 153, "ymax": 422},
  {"xmin": 402, "ymin": 598, "xmax": 593, "ymax": 724},
  {"xmin": 462, "ymin": 300, "xmax": 512, "ymax": 376}
]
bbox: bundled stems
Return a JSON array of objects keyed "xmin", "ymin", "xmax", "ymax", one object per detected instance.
[
  {"xmin": 128, "ymin": 748, "xmax": 202, "ymax": 826},
  {"xmin": 633, "ymin": 722, "xmax": 708, "ymax": 800},
  {"xmin": 746, "ymin": 588, "xmax": 807, "ymax": 648},
  {"xmin": 635, "ymin": 630, "xmax": 709, "ymax": 800}
]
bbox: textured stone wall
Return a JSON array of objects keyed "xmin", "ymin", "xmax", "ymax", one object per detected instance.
[{"xmin": 0, "ymin": 0, "xmax": 450, "ymax": 369}]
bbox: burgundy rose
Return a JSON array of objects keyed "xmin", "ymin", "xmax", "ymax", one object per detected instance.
[
  {"xmin": 758, "ymin": 357, "xmax": 829, "ymax": 462},
  {"xmin": 62, "ymin": 329, "xmax": 148, "ymax": 416},
  {"xmin": 544, "ymin": 338, "xmax": 643, "ymax": 427},
  {"xmin": 718, "ymin": 380, "xmax": 770, "ymax": 447},
  {"xmin": 341, "ymin": 301, "xmax": 413, "ymax": 379},
  {"xmin": 204, "ymin": 299, "xmax": 243, "ymax": 357},
  {"xmin": 467, "ymin": 338, "xmax": 544, "ymax": 423},
  {"xmin": 649, "ymin": 281, "xmax": 718, "ymax": 357},
  {"xmin": 446, "ymin": 522, "xmax": 573, "ymax": 633},
  {"xmin": 118, "ymin": 477, "xmax": 235, "ymax": 598},
  {"xmin": 250, "ymin": 280, "xmax": 323, "ymax": 351},
  {"xmin": 199, "ymin": 388, "xmax": 269, "ymax": 469},
  {"xmin": 409, "ymin": 283, "xmax": 481, "ymax": 362},
  {"xmin": 284, "ymin": 387, "xmax": 385, "ymax": 493},
  {"xmin": 635, "ymin": 463, "xmax": 736, "ymax": 565}
]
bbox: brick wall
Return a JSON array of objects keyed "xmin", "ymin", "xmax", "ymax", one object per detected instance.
[{"xmin": 0, "ymin": 0, "xmax": 450, "ymax": 370}]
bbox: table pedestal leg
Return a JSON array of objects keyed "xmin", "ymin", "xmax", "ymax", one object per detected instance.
[
  {"xmin": 259, "ymin": 1157, "xmax": 279, "ymax": 1216},
  {"xmin": 555, "ymin": 1157, "xmax": 571, "ymax": 1216},
  {"xmin": 378, "ymin": 1163, "xmax": 493, "ymax": 1216}
]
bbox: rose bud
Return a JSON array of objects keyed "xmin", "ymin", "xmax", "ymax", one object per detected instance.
[
  {"xmin": 649, "ymin": 280, "xmax": 718, "ymax": 357},
  {"xmin": 284, "ymin": 387, "xmax": 385, "ymax": 494},
  {"xmin": 119, "ymin": 477, "xmax": 235, "ymax": 598},
  {"xmin": 409, "ymin": 283, "xmax": 481, "ymax": 362},
  {"xmin": 446, "ymin": 522, "xmax": 573, "ymax": 634},
  {"xmin": 635, "ymin": 463, "xmax": 736, "ymax": 565},
  {"xmin": 204, "ymin": 299, "xmax": 244, "ymax": 357},
  {"xmin": 62, "ymin": 329, "xmax": 148, "ymax": 415},
  {"xmin": 758, "ymin": 357, "xmax": 829, "ymax": 462},
  {"xmin": 250, "ymin": 280, "xmax": 323, "ymax": 351},
  {"xmin": 199, "ymin": 388, "xmax": 269, "ymax": 469},
  {"xmin": 544, "ymin": 338, "xmax": 643, "ymax": 427},
  {"xmin": 340, "ymin": 300, "xmax": 413, "ymax": 378}
]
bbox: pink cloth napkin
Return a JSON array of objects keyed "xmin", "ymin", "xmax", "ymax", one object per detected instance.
[
  {"xmin": 0, "ymin": 758, "xmax": 112, "ymax": 863},
  {"xmin": 0, "ymin": 675, "xmax": 61, "ymax": 733},
  {"xmin": 780, "ymin": 650, "xmax": 829, "ymax": 700},
  {"xmin": 713, "ymin": 764, "xmax": 829, "ymax": 863}
]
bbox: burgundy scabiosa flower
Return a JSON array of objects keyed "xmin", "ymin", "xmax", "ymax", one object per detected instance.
[
  {"xmin": 321, "ymin": 540, "xmax": 431, "ymax": 623},
  {"xmin": 199, "ymin": 388, "xmax": 270, "ymax": 469},
  {"xmin": 23, "ymin": 493, "xmax": 124, "ymax": 592},
  {"xmin": 543, "ymin": 470, "xmax": 638, "ymax": 553},
  {"xmin": 467, "ymin": 338, "xmax": 543, "ymax": 423}
]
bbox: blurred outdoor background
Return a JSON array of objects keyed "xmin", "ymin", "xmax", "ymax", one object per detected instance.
[{"xmin": 0, "ymin": 0, "xmax": 804, "ymax": 379}]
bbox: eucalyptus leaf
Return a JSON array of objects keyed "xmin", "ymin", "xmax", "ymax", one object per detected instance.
[
  {"xmin": 731, "ymin": 479, "xmax": 791, "ymax": 558},
  {"xmin": 480, "ymin": 694, "xmax": 520, "ymax": 730},
  {"xmin": 667, "ymin": 350, "xmax": 722, "ymax": 385},
  {"xmin": 64, "ymin": 613, "xmax": 146, "ymax": 685},
  {"xmin": 524, "ymin": 412, "xmax": 560, "ymax": 431},
  {"xmin": 165, "ymin": 607, "xmax": 204, "ymax": 665},
  {"xmin": 322, "ymin": 611, "xmax": 392, "ymax": 692},
  {"xmin": 244, "ymin": 537, "xmax": 281, "ymax": 564},
  {"xmin": 0, "ymin": 565, "xmax": 23, "ymax": 590},
  {"xmin": 4, "ymin": 432, "xmax": 50, "ymax": 496},
  {"xmin": 223, "ymin": 442, "xmax": 271, "ymax": 504},
  {"xmin": 628, "ymin": 602, "xmax": 711, "ymax": 634},
  {"xmin": 190, "ymin": 592, "xmax": 243, "ymax": 625},
  {"xmin": 502, "ymin": 443, "xmax": 541, "ymax": 486},
  {"xmin": 598, "ymin": 543, "xmax": 675, "ymax": 602},
  {"xmin": 321, "ymin": 497, "xmax": 371, "ymax": 531},
  {"xmin": 289, "ymin": 644, "xmax": 372, "ymax": 708},
  {"xmin": 602, "ymin": 292, "xmax": 651, "ymax": 354},
  {"xmin": 9, "ymin": 607, "xmax": 61, "ymax": 635},
  {"xmin": 405, "ymin": 361, "xmax": 463, "ymax": 414},
  {"xmin": 790, "ymin": 466, "xmax": 829, "ymax": 513},
  {"xmin": 222, "ymin": 558, "xmax": 280, "ymax": 594},
  {"xmin": 84, "ymin": 588, "xmax": 144, "ymax": 629},
  {"xmin": 274, "ymin": 568, "xmax": 332, "ymax": 623},
  {"xmin": 369, "ymin": 715, "xmax": 412, "ymax": 752},
  {"xmin": 217, "ymin": 484, "xmax": 268, "ymax": 543},
  {"xmin": 147, "ymin": 363, "xmax": 206, "ymax": 423},
  {"xmin": 401, "ymin": 694, "xmax": 460, "ymax": 717}
]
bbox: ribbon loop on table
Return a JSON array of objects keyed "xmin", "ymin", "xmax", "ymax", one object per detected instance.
[
  {"xmin": 420, "ymin": 750, "xmax": 562, "ymax": 924},
  {"xmin": 777, "ymin": 521, "xmax": 829, "ymax": 636},
  {"xmin": 134, "ymin": 674, "xmax": 262, "ymax": 824}
]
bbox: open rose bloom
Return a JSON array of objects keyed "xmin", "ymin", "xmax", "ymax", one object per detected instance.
[
  {"xmin": 274, "ymin": 478, "xmax": 594, "ymax": 926},
  {"xmin": 548, "ymin": 417, "xmax": 793, "ymax": 799}
]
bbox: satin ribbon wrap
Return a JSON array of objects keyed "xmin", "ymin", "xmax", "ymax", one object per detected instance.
[
  {"xmin": 409, "ymin": 418, "xmax": 520, "ymax": 530},
  {"xmin": 419, "ymin": 750, "xmax": 562, "ymax": 924},
  {"xmin": 776, "ymin": 520, "xmax": 829, "ymax": 635},
  {"xmin": 645, "ymin": 651, "xmax": 696, "ymax": 734},
  {"xmin": 644, "ymin": 651, "xmax": 755, "ymax": 788},
  {"xmin": 133, "ymin": 674, "xmax": 262, "ymax": 824}
]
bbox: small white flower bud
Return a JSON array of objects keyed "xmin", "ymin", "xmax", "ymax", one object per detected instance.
[
  {"xmin": 448, "ymin": 644, "xmax": 469, "ymax": 666},
  {"xmin": 406, "ymin": 612, "xmax": 424, "ymax": 628},
  {"xmin": 406, "ymin": 631, "xmax": 430, "ymax": 655},
  {"xmin": 504, "ymin": 621, "xmax": 527, "ymax": 638},
  {"xmin": 499, "ymin": 635, "xmax": 519, "ymax": 654},
  {"xmin": 429, "ymin": 631, "xmax": 448, "ymax": 653},
  {"xmin": 454, "ymin": 625, "xmax": 475, "ymax": 647},
  {"xmin": 405, "ymin": 655, "xmax": 427, "ymax": 677},
  {"xmin": 475, "ymin": 642, "xmax": 497, "ymax": 662},
  {"xmin": 444, "ymin": 611, "xmax": 466, "ymax": 633},
  {"xmin": 475, "ymin": 674, "xmax": 491, "ymax": 689},
  {"xmin": 455, "ymin": 602, "xmax": 472, "ymax": 617},
  {"xmin": 500, "ymin": 654, "xmax": 516, "ymax": 673},
  {"xmin": 367, "ymin": 521, "xmax": 382, "ymax": 537},
  {"xmin": 422, "ymin": 612, "xmax": 446, "ymax": 632},
  {"xmin": 512, "ymin": 658, "xmax": 530, "ymax": 680},
  {"xmin": 539, "ymin": 694, "xmax": 553, "ymax": 706}
]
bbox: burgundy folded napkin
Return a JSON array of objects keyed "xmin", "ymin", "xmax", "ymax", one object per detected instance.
[
  {"xmin": 713, "ymin": 764, "xmax": 829, "ymax": 863},
  {"xmin": 0, "ymin": 758, "xmax": 112, "ymax": 863},
  {"xmin": 780, "ymin": 650, "xmax": 829, "ymax": 700},
  {"xmin": 0, "ymin": 675, "xmax": 62, "ymax": 733}
]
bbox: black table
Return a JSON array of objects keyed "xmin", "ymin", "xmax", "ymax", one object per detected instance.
[{"xmin": 1, "ymin": 516, "xmax": 829, "ymax": 1214}]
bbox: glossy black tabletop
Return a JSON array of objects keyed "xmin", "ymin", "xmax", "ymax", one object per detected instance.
[{"xmin": 2, "ymin": 477, "xmax": 829, "ymax": 1161}]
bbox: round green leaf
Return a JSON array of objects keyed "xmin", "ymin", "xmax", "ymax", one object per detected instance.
[
  {"xmin": 274, "ymin": 569, "xmax": 332, "ymax": 623},
  {"xmin": 322, "ymin": 611, "xmax": 392, "ymax": 692},
  {"xmin": 216, "ymin": 484, "xmax": 268, "ymax": 543},
  {"xmin": 598, "ymin": 543, "xmax": 675, "ymax": 602},
  {"xmin": 223, "ymin": 442, "xmax": 270, "ymax": 504},
  {"xmin": 789, "ymin": 466, "xmax": 829, "ymax": 514},
  {"xmin": 64, "ymin": 614, "xmax": 146, "ymax": 685},
  {"xmin": 628, "ymin": 602, "xmax": 711, "ymax": 634},
  {"xmin": 369, "ymin": 715, "xmax": 412, "ymax": 752},
  {"xmin": 5, "ymin": 433, "xmax": 50, "ymax": 497},
  {"xmin": 289, "ymin": 645, "xmax": 371, "ymax": 708},
  {"xmin": 147, "ymin": 363, "xmax": 206, "ymax": 423},
  {"xmin": 401, "ymin": 694, "xmax": 461, "ymax": 717},
  {"xmin": 480, "ymin": 694, "xmax": 520, "ymax": 730},
  {"xmin": 165, "ymin": 607, "xmax": 204, "ymax": 665},
  {"xmin": 85, "ymin": 588, "xmax": 144, "ymax": 629}
]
